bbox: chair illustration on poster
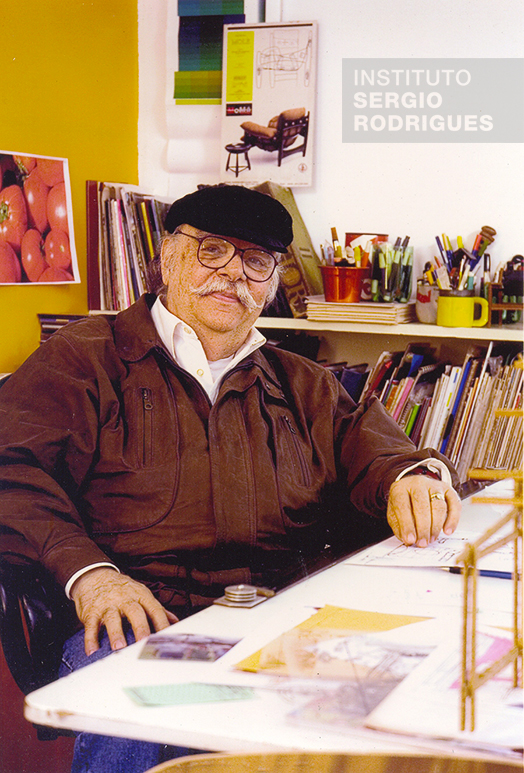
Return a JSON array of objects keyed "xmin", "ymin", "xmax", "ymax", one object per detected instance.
[
  {"xmin": 255, "ymin": 30, "xmax": 312, "ymax": 88},
  {"xmin": 232, "ymin": 108, "xmax": 309, "ymax": 169}
]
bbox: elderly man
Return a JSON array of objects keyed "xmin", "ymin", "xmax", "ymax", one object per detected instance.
[{"xmin": 0, "ymin": 185, "xmax": 460, "ymax": 772}]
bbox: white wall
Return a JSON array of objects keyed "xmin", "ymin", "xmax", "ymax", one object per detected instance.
[{"xmin": 138, "ymin": 0, "xmax": 524, "ymax": 280}]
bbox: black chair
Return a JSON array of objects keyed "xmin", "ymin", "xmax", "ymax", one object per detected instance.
[
  {"xmin": 0, "ymin": 552, "xmax": 78, "ymax": 739},
  {"xmin": 0, "ymin": 371, "xmax": 78, "ymax": 738}
]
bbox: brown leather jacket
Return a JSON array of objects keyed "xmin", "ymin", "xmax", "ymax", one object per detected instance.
[{"xmin": 0, "ymin": 295, "xmax": 456, "ymax": 614}]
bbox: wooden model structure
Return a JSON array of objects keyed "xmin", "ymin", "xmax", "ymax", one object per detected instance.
[{"xmin": 457, "ymin": 462, "xmax": 523, "ymax": 732}]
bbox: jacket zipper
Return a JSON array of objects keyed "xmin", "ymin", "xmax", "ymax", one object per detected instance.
[
  {"xmin": 281, "ymin": 415, "xmax": 312, "ymax": 487},
  {"xmin": 141, "ymin": 387, "xmax": 153, "ymax": 466}
]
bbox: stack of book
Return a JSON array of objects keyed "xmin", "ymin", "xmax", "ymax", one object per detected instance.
[
  {"xmin": 306, "ymin": 297, "xmax": 417, "ymax": 324},
  {"xmin": 359, "ymin": 342, "xmax": 523, "ymax": 478},
  {"xmin": 86, "ymin": 181, "xmax": 170, "ymax": 311}
]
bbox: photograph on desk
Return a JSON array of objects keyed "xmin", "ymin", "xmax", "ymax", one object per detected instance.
[
  {"xmin": 139, "ymin": 632, "xmax": 240, "ymax": 662},
  {"xmin": 220, "ymin": 22, "xmax": 317, "ymax": 187},
  {"xmin": 234, "ymin": 605, "xmax": 433, "ymax": 722},
  {"xmin": 0, "ymin": 151, "xmax": 79, "ymax": 284}
]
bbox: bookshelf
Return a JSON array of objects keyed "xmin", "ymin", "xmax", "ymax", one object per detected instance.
[
  {"xmin": 256, "ymin": 317, "xmax": 523, "ymax": 369},
  {"xmin": 256, "ymin": 317, "xmax": 523, "ymax": 341}
]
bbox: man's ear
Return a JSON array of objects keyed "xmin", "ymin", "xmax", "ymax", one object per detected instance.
[{"xmin": 160, "ymin": 236, "xmax": 176, "ymax": 285}]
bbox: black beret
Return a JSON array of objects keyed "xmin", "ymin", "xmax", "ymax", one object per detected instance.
[{"xmin": 163, "ymin": 185, "xmax": 293, "ymax": 253}]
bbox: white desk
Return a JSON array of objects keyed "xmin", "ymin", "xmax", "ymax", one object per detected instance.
[{"xmin": 24, "ymin": 484, "xmax": 520, "ymax": 760}]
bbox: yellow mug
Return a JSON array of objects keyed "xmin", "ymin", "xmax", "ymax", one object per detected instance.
[{"xmin": 436, "ymin": 290, "xmax": 489, "ymax": 328}]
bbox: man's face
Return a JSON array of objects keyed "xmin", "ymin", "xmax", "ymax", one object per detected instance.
[{"xmin": 160, "ymin": 224, "xmax": 276, "ymax": 342}]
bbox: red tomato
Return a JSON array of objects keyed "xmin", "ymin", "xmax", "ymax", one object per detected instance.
[
  {"xmin": 21, "ymin": 229, "xmax": 48, "ymax": 282},
  {"xmin": 13, "ymin": 155, "xmax": 36, "ymax": 176},
  {"xmin": 0, "ymin": 185, "xmax": 28, "ymax": 252},
  {"xmin": 45, "ymin": 228, "xmax": 71, "ymax": 270},
  {"xmin": 0, "ymin": 240, "xmax": 22, "ymax": 283},
  {"xmin": 36, "ymin": 158, "xmax": 64, "ymax": 188},
  {"xmin": 47, "ymin": 183, "xmax": 68, "ymax": 234},
  {"xmin": 24, "ymin": 169, "xmax": 50, "ymax": 234},
  {"xmin": 38, "ymin": 265, "xmax": 73, "ymax": 282}
]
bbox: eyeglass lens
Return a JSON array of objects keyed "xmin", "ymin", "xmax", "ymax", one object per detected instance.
[{"xmin": 198, "ymin": 237, "xmax": 276, "ymax": 281}]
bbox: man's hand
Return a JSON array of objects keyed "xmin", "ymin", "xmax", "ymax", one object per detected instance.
[
  {"xmin": 70, "ymin": 567, "xmax": 178, "ymax": 656},
  {"xmin": 387, "ymin": 474, "xmax": 461, "ymax": 547}
]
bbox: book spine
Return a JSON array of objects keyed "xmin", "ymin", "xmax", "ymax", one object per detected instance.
[
  {"xmin": 140, "ymin": 200, "xmax": 156, "ymax": 262},
  {"xmin": 445, "ymin": 360, "xmax": 480, "ymax": 463},
  {"xmin": 412, "ymin": 397, "xmax": 432, "ymax": 447},
  {"xmin": 404, "ymin": 403, "xmax": 420, "ymax": 437},
  {"xmin": 123, "ymin": 189, "xmax": 150, "ymax": 292},
  {"xmin": 120, "ymin": 189, "xmax": 145, "ymax": 298},
  {"xmin": 86, "ymin": 180, "xmax": 101, "ymax": 310},
  {"xmin": 113, "ymin": 197, "xmax": 132, "ymax": 308},
  {"xmin": 98, "ymin": 183, "xmax": 113, "ymax": 310}
]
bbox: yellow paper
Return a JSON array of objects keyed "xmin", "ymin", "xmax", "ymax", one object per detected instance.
[{"xmin": 235, "ymin": 605, "xmax": 429, "ymax": 678}]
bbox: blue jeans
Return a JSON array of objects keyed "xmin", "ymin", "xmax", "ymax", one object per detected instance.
[{"xmin": 60, "ymin": 627, "xmax": 199, "ymax": 773}]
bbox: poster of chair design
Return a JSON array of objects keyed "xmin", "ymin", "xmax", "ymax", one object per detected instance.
[{"xmin": 220, "ymin": 21, "xmax": 317, "ymax": 187}]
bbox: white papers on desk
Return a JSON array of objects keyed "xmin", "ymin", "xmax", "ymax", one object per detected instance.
[
  {"xmin": 365, "ymin": 627, "xmax": 523, "ymax": 753},
  {"xmin": 345, "ymin": 528, "xmax": 514, "ymax": 573}
]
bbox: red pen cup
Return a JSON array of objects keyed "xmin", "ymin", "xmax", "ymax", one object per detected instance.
[{"xmin": 320, "ymin": 266, "xmax": 370, "ymax": 303}]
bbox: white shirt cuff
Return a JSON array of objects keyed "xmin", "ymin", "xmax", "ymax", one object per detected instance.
[
  {"xmin": 65, "ymin": 562, "xmax": 120, "ymax": 599},
  {"xmin": 395, "ymin": 458, "xmax": 452, "ymax": 485}
]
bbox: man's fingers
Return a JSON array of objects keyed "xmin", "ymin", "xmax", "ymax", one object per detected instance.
[
  {"xmin": 443, "ymin": 487, "xmax": 461, "ymax": 535},
  {"xmin": 102, "ymin": 607, "xmax": 129, "ymax": 652},
  {"xmin": 83, "ymin": 617, "xmax": 102, "ymax": 657},
  {"xmin": 409, "ymin": 485, "xmax": 433, "ymax": 546},
  {"xmin": 387, "ymin": 484, "xmax": 417, "ymax": 545},
  {"xmin": 147, "ymin": 603, "xmax": 175, "ymax": 632}
]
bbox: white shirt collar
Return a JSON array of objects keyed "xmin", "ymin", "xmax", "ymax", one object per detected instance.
[{"xmin": 150, "ymin": 296, "xmax": 266, "ymax": 402}]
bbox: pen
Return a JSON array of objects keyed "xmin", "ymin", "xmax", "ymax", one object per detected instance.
[
  {"xmin": 442, "ymin": 233, "xmax": 454, "ymax": 267},
  {"xmin": 446, "ymin": 567, "xmax": 513, "ymax": 580},
  {"xmin": 471, "ymin": 232, "xmax": 485, "ymax": 259},
  {"xmin": 435, "ymin": 236, "xmax": 447, "ymax": 267}
]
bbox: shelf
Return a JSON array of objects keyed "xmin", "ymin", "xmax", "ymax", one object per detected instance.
[{"xmin": 256, "ymin": 317, "xmax": 523, "ymax": 343}]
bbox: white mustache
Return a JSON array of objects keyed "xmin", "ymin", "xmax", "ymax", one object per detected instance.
[{"xmin": 190, "ymin": 276, "xmax": 262, "ymax": 312}]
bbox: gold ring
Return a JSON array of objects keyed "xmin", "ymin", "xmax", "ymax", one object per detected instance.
[{"xmin": 430, "ymin": 491, "xmax": 445, "ymax": 502}]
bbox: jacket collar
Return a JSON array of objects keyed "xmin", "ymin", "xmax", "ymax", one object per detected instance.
[
  {"xmin": 113, "ymin": 294, "xmax": 286, "ymax": 400},
  {"xmin": 113, "ymin": 294, "xmax": 164, "ymax": 362}
]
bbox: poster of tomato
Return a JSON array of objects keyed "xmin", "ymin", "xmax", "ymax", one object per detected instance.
[{"xmin": 0, "ymin": 151, "xmax": 79, "ymax": 284}]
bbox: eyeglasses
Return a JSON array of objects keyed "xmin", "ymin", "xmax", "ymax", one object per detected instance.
[{"xmin": 174, "ymin": 229, "xmax": 278, "ymax": 282}]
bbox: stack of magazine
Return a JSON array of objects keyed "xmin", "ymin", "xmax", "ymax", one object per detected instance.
[
  {"xmin": 305, "ymin": 296, "xmax": 417, "ymax": 324},
  {"xmin": 86, "ymin": 181, "xmax": 170, "ymax": 311}
]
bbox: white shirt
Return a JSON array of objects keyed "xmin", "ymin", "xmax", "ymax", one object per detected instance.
[
  {"xmin": 65, "ymin": 298, "xmax": 450, "ymax": 597},
  {"xmin": 150, "ymin": 296, "xmax": 267, "ymax": 403}
]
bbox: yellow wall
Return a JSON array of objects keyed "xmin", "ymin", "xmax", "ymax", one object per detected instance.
[{"xmin": 0, "ymin": 1, "xmax": 138, "ymax": 372}]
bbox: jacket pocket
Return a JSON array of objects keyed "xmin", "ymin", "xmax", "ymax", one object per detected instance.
[
  {"xmin": 140, "ymin": 387, "xmax": 154, "ymax": 467},
  {"xmin": 279, "ymin": 415, "xmax": 313, "ymax": 488}
]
